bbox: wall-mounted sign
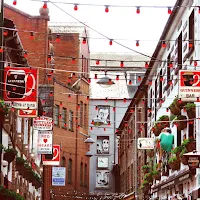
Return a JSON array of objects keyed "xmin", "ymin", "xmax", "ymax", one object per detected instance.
[
  {"xmin": 18, "ymin": 109, "xmax": 37, "ymax": 118},
  {"xmin": 137, "ymin": 138, "xmax": 155, "ymax": 149},
  {"xmin": 37, "ymin": 130, "xmax": 53, "ymax": 154},
  {"xmin": 188, "ymin": 156, "xmax": 200, "ymax": 169},
  {"xmin": 42, "ymin": 145, "xmax": 60, "ymax": 166},
  {"xmin": 179, "ymin": 70, "xmax": 200, "ymax": 101},
  {"xmin": 33, "ymin": 117, "xmax": 53, "ymax": 130},
  {"xmin": 52, "ymin": 167, "xmax": 66, "ymax": 186},
  {"xmin": 4, "ymin": 67, "xmax": 38, "ymax": 109}
]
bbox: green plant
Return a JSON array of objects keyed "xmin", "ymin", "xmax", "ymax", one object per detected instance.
[
  {"xmin": 0, "ymin": 185, "xmax": 24, "ymax": 200},
  {"xmin": 151, "ymin": 170, "xmax": 159, "ymax": 175},
  {"xmin": 16, "ymin": 157, "xmax": 25, "ymax": 163},
  {"xmin": 185, "ymin": 103, "xmax": 195, "ymax": 111},
  {"xmin": 0, "ymin": 99, "xmax": 9, "ymax": 115},
  {"xmin": 144, "ymin": 173, "xmax": 151, "ymax": 179},
  {"xmin": 158, "ymin": 115, "xmax": 169, "ymax": 121},
  {"xmin": 182, "ymin": 137, "xmax": 194, "ymax": 147},
  {"xmin": 170, "ymin": 114, "xmax": 176, "ymax": 121},
  {"xmin": 180, "ymin": 148, "xmax": 187, "ymax": 157},
  {"xmin": 172, "ymin": 146, "xmax": 183, "ymax": 154},
  {"xmin": 0, "ymin": 144, "xmax": 4, "ymax": 151},
  {"xmin": 168, "ymin": 155, "xmax": 178, "ymax": 164},
  {"xmin": 140, "ymin": 180, "xmax": 148, "ymax": 189},
  {"xmin": 142, "ymin": 165, "xmax": 151, "ymax": 170},
  {"xmin": 4, "ymin": 148, "xmax": 17, "ymax": 155}
]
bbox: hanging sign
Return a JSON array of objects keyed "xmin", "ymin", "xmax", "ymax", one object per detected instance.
[
  {"xmin": 179, "ymin": 70, "xmax": 200, "ymax": 101},
  {"xmin": 3, "ymin": 67, "xmax": 38, "ymax": 109},
  {"xmin": 33, "ymin": 117, "xmax": 53, "ymax": 130},
  {"xmin": 18, "ymin": 109, "xmax": 37, "ymax": 118},
  {"xmin": 137, "ymin": 138, "xmax": 155, "ymax": 149},
  {"xmin": 42, "ymin": 145, "xmax": 60, "ymax": 166},
  {"xmin": 37, "ymin": 130, "xmax": 53, "ymax": 154},
  {"xmin": 52, "ymin": 167, "xmax": 66, "ymax": 186},
  {"xmin": 188, "ymin": 156, "xmax": 200, "ymax": 169}
]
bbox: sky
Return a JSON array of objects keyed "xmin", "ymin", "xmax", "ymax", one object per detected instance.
[{"xmin": 5, "ymin": 0, "xmax": 177, "ymax": 55}]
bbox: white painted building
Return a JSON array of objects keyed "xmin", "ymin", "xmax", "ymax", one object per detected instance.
[{"xmin": 143, "ymin": 0, "xmax": 200, "ymax": 199}]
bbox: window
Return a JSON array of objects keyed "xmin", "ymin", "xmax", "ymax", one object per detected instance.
[
  {"xmin": 188, "ymin": 10, "xmax": 194, "ymax": 53},
  {"xmin": 84, "ymin": 104, "xmax": 87, "ymax": 129},
  {"xmin": 80, "ymin": 101, "xmax": 83, "ymax": 127},
  {"xmin": 23, "ymin": 118, "xmax": 28, "ymax": 144},
  {"xmin": 177, "ymin": 32, "xmax": 182, "ymax": 72},
  {"xmin": 61, "ymin": 157, "xmax": 66, "ymax": 167},
  {"xmin": 69, "ymin": 110, "xmax": 73, "ymax": 131},
  {"xmin": 84, "ymin": 164, "xmax": 87, "ymax": 187},
  {"xmin": 154, "ymin": 79, "xmax": 157, "ymax": 120},
  {"xmin": 80, "ymin": 162, "xmax": 83, "ymax": 186},
  {"xmin": 68, "ymin": 159, "xmax": 72, "ymax": 183},
  {"xmin": 167, "ymin": 54, "xmax": 171, "ymax": 86},
  {"xmin": 159, "ymin": 69, "xmax": 163, "ymax": 99},
  {"xmin": 54, "ymin": 105, "xmax": 59, "ymax": 126},
  {"xmin": 61, "ymin": 108, "xmax": 67, "ymax": 128}
]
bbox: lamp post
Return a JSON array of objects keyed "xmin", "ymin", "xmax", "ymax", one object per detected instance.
[
  {"xmin": 96, "ymin": 76, "xmax": 115, "ymax": 88},
  {"xmin": 0, "ymin": 0, "xmax": 4, "ymax": 186}
]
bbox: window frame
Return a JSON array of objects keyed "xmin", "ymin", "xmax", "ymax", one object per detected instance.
[
  {"xmin": 69, "ymin": 110, "xmax": 74, "ymax": 131},
  {"xmin": 68, "ymin": 159, "xmax": 72, "ymax": 184},
  {"xmin": 54, "ymin": 105, "xmax": 59, "ymax": 126},
  {"xmin": 61, "ymin": 107, "xmax": 67, "ymax": 129}
]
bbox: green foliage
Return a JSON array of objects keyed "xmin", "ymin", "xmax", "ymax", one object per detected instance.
[
  {"xmin": 172, "ymin": 146, "xmax": 183, "ymax": 154},
  {"xmin": 185, "ymin": 103, "xmax": 196, "ymax": 111},
  {"xmin": 0, "ymin": 144, "xmax": 5, "ymax": 150},
  {"xmin": 158, "ymin": 115, "xmax": 169, "ymax": 121},
  {"xmin": 170, "ymin": 114, "xmax": 176, "ymax": 121},
  {"xmin": 0, "ymin": 185, "xmax": 24, "ymax": 200},
  {"xmin": 142, "ymin": 165, "xmax": 151, "ymax": 169},
  {"xmin": 140, "ymin": 180, "xmax": 149, "ymax": 189},
  {"xmin": 16, "ymin": 157, "xmax": 25, "ymax": 164},
  {"xmin": 144, "ymin": 173, "xmax": 151, "ymax": 180},
  {"xmin": 0, "ymin": 100, "xmax": 9, "ymax": 115},
  {"xmin": 182, "ymin": 137, "xmax": 194, "ymax": 147},
  {"xmin": 180, "ymin": 148, "xmax": 187, "ymax": 157},
  {"xmin": 151, "ymin": 170, "xmax": 159, "ymax": 175},
  {"xmin": 4, "ymin": 148, "xmax": 17, "ymax": 155},
  {"xmin": 168, "ymin": 155, "xmax": 178, "ymax": 164}
]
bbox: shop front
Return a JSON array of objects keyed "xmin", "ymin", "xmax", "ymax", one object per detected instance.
[{"xmin": 151, "ymin": 169, "xmax": 196, "ymax": 200}]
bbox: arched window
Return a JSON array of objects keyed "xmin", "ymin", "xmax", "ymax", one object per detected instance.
[
  {"xmin": 84, "ymin": 164, "xmax": 87, "ymax": 187},
  {"xmin": 80, "ymin": 162, "xmax": 83, "ymax": 186},
  {"xmin": 68, "ymin": 159, "xmax": 72, "ymax": 183}
]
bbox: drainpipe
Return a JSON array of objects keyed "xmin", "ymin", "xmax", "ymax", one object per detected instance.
[
  {"xmin": 75, "ymin": 92, "xmax": 78, "ymax": 191},
  {"xmin": 134, "ymin": 104, "xmax": 138, "ymax": 199}
]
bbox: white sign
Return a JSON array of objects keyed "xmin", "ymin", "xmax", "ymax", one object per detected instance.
[
  {"xmin": 179, "ymin": 70, "xmax": 200, "ymax": 101},
  {"xmin": 37, "ymin": 130, "xmax": 53, "ymax": 154},
  {"xmin": 137, "ymin": 138, "xmax": 155, "ymax": 149},
  {"xmin": 52, "ymin": 167, "xmax": 66, "ymax": 186},
  {"xmin": 42, "ymin": 145, "xmax": 61, "ymax": 166},
  {"xmin": 33, "ymin": 117, "xmax": 53, "ymax": 130}
]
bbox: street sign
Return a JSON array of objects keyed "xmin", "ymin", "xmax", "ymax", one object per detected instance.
[
  {"xmin": 18, "ymin": 109, "xmax": 37, "ymax": 118},
  {"xmin": 33, "ymin": 117, "xmax": 53, "ymax": 130},
  {"xmin": 137, "ymin": 138, "xmax": 155, "ymax": 149},
  {"xmin": 52, "ymin": 167, "xmax": 66, "ymax": 186},
  {"xmin": 42, "ymin": 145, "xmax": 60, "ymax": 166},
  {"xmin": 179, "ymin": 70, "xmax": 200, "ymax": 101},
  {"xmin": 4, "ymin": 67, "xmax": 38, "ymax": 109},
  {"xmin": 37, "ymin": 130, "xmax": 53, "ymax": 154}
]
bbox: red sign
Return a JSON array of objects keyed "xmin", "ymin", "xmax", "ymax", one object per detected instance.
[
  {"xmin": 18, "ymin": 109, "xmax": 37, "ymax": 118},
  {"xmin": 179, "ymin": 70, "xmax": 200, "ymax": 101},
  {"xmin": 33, "ymin": 117, "xmax": 53, "ymax": 130},
  {"xmin": 4, "ymin": 67, "xmax": 37, "ymax": 109},
  {"xmin": 42, "ymin": 145, "xmax": 60, "ymax": 166}
]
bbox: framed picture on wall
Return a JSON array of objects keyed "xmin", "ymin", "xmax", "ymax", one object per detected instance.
[
  {"xmin": 97, "ymin": 136, "xmax": 109, "ymax": 154},
  {"xmin": 96, "ymin": 170, "xmax": 109, "ymax": 188},
  {"xmin": 96, "ymin": 106, "xmax": 110, "ymax": 124}
]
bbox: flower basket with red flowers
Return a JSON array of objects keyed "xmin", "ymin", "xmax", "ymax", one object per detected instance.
[
  {"xmin": 3, "ymin": 148, "xmax": 17, "ymax": 163},
  {"xmin": 186, "ymin": 103, "xmax": 196, "ymax": 119},
  {"xmin": 168, "ymin": 155, "xmax": 180, "ymax": 170}
]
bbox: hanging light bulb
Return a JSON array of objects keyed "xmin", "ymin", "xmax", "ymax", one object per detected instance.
[
  {"xmin": 95, "ymin": 106, "xmax": 98, "ymax": 110},
  {"xmin": 72, "ymin": 73, "xmax": 76, "ymax": 78},
  {"xmin": 82, "ymin": 37, "xmax": 87, "ymax": 44},
  {"xmin": 13, "ymin": 0, "xmax": 17, "ymax": 5},
  {"xmin": 162, "ymin": 41, "xmax": 166, "ymax": 48},
  {"xmin": 23, "ymin": 51, "xmax": 28, "ymax": 58},
  {"xmin": 94, "ymin": 74, "xmax": 97, "ymax": 79},
  {"xmin": 199, "ymin": 7, "xmax": 200, "ymax": 14},
  {"xmin": 96, "ymin": 60, "xmax": 100, "ymax": 65},
  {"xmin": 49, "ymin": 92, "xmax": 53, "ymax": 97},
  {"xmin": 88, "ymin": 78, "xmax": 91, "ymax": 83},
  {"xmin": 105, "ymin": 6, "xmax": 109, "ymax": 13},
  {"xmin": 116, "ymin": 75, "xmax": 119, "ymax": 81},
  {"xmin": 104, "ymin": 128, "xmax": 106, "ymax": 131},
  {"xmin": 43, "ymin": 2, "xmax": 47, "ymax": 9},
  {"xmin": 86, "ymin": 96, "xmax": 89, "ymax": 100},
  {"xmin": 138, "ymin": 76, "xmax": 141, "ymax": 81},
  {"xmin": 189, "ymin": 42, "xmax": 193, "ymax": 48},
  {"xmin": 67, "ymin": 77, "xmax": 72, "ymax": 83},
  {"xmin": 168, "ymin": 62, "xmax": 173, "ymax": 68},
  {"xmin": 77, "ymin": 104, "xmax": 80, "ymax": 109},
  {"xmin": 56, "ymin": 34, "xmax": 61, "ymax": 43},
  {"xmin": 197, "ymin": 97, "xmax": 200, "ymax": 102},
  {"xmin": 48, "ymin": 55, "xmax": 52, "ymax": 62},
  {"xmin": 160, "ymin": 76, "xmax": 163, "ymax": 82},
  {"xmin": 130, "ymin": 108, "xmax": 135, "ymax": 113},
  {"xmin": 60, "ymin": 102, "xmax": 63, "ymax": 107},
  {"xmin": 148, "ymin": 80, "xmax": 152, "ymax": 85},
  {"xmin": 136, "ymin": 7, "xmax": 140, "ymax": 14},
  {"xmin": 166, "ymin": 108, "xmax": 169, "ymax": 112},
  {"xmin": 90, "ymin": 127, "xmax": 93, "ymax": 131},
  {"xmin": 113, "ymin": 107, "xmax": 116, "ymax": 112},
  {"xmin": 0, "ymin": 47, "xmax": 3, "ymax": 53},
  {"xmin": 29, "ymin": 32, "xmax": 34, "ymax": 40},
  {"xmin": 194, "ymin": 60, "xmax": 198, "ymax": 67},
  {"xmin": 136, "ymin": 40, "xmax": 139, "ymax": 47},
  {"xmin": 145, "ymin": 62, "xmax": 149, "ymax": 68},
  {"xmin": 123, "ymin": 98, "xmax": 127, "ymax": 103},
  {"xmin": 74, "ymin": 4, "xmax": 78, "ymax": 11},
  {"xmin": 72, "ymin": 58, "xmax": 76, "ymax": 64},
  {"xmin": 3, "ymin": 30, "xmax": 8, "ymax": 36},
  {"xmin": 105, "ymin": 97, "xmax": 108, "ymax": 102},
  {"xmin": 120, "ymin": 61, "xmax": 124, "ymax": 67},
  {"xmin": 68, "ymin": 94, "xmax": 71, "ymax": 99},
  {"xmin": 168, "ymin": 7, "xmax": 172, "ymax": 14},
  {"xmin": 109, "ymin": 39, "xmax": 113, "ymax": 45},
  {"xmin": 129, "ymin": 80, "xmax": 132, "ymax": 85}
]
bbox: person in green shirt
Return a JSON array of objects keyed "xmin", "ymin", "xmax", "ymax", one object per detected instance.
[{"xmin": 158, "ymin": 127, "xmax": 174, "ymax": 167}]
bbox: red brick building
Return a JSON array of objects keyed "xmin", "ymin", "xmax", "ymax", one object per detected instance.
[{"xmin": 3, "ymin": 4, "xmax": 90, "ymax": 200}]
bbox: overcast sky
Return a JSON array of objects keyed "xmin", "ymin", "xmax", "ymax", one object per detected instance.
[{"xmin": 5, "ymin": 0, "xmax": 176, "ymax": 55}]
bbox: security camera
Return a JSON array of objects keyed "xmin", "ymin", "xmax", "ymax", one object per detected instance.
[{"xmin": 2, "ymin": 160, "xmax": 8, "ymax": 168}]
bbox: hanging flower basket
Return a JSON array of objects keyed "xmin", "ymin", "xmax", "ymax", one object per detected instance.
[
  {"xmin": 144, "ymin": 173, "xmax": 153, "ymax": 183},
  {"xmin": 152, "ymin": 170, "xmax": 161, "ymax": 181},
  {"xmin": 0, "ymin": 100, "xmax": 9, "ymax": 122},
  {"xmin": 168, "ymin": 156, "xmax": 180, "ymax": 170},
  {"xmin": 146, "ymin": 150, "xmax": 154, "ymax": 158},
  {"xmin": 175, "ymin": 115, "xmax": 187, "ymax": 131},
  {"xmin": 186, "ymin": 141, "xmax": 196, "ymax": 152},
  {"xmin": 186, "ymin": 103, "xmax": 196, "ymax": 119},
  {"xmin": 16, "ymin": 157, "xmax": 25, "ymax": 172},
  {"xmin": 172, "ymin": 146, "xmax": 183, "ymax": 161},
  {"xmin": 0, "ymin": 185, "xmax": 24, "ymax": 200},
  {"xmin": 142, "ymin": 184, "xmax": 150, "ymax": 193},
  {"xmin": 3, "ymin": 148, "xmax": 17, "ymax": 163},
  {"xmin": 142, "ymin": 165, "xmax": 151, "ymax": 174},
  {"xmin": 169, "ymin": 102, "xmax": 181, "ymax": 115},
  {"xmin": 174, "ymin": 98, "xmax": 186, "ymax": 110},
  {"xmin": 152, "ymin": 125, "xmax": 161, "ymax": 136}
]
